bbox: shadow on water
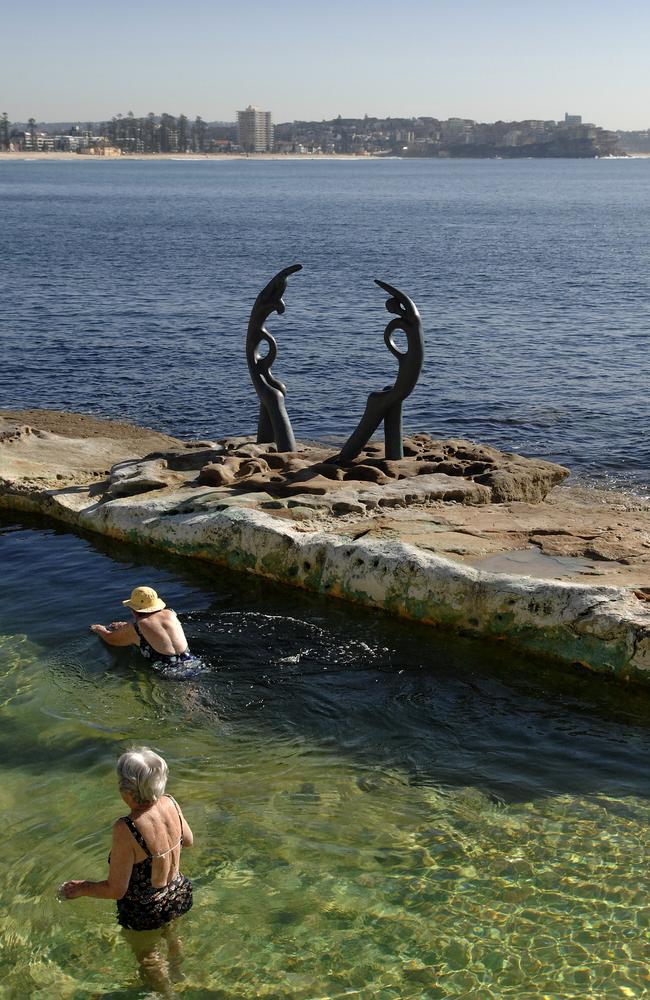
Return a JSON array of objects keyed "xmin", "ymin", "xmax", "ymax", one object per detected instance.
[{"xmin": 3, "ymin": 511, "xmax": 650, "ymax": 805}]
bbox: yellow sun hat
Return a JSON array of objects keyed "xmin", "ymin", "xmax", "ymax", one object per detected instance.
[{"xmin": 122, "ymin": 586, "xmax": 166, "ymax": 613}]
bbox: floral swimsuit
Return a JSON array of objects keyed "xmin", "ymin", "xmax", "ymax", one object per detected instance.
[
  {"xmin": 133, "ymin": 616, "xmax": 201, "ymax": 679},
  {"xmin": 115, "ymin": 795, "xmax": 193, "ymax": 932}
]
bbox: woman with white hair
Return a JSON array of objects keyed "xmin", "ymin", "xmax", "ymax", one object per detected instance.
[{"xmin": 60, "ymin": 747, "xmax": 194, "ymax": 932}]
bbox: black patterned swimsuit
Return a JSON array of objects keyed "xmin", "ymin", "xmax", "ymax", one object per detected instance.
[
  {"xmin": 115, "ymin": 795, "xmax": 193, "ymax": 932},
  {"xmin": 133, "ymin": 615, "xmax": 201, "ymax": 679}
]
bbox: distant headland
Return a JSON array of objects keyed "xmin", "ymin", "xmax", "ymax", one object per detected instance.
[{"xmin": 1, "ymin": 109, "xmax": 638, "ymax": 159}]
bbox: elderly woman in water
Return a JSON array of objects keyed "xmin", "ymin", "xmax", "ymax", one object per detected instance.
[
  {"xmin": 60, "ymin": 748, "xmax": 194, "ymax": 991},
  {"xmin": 91, "ymin": 585, "xmax": 200, "ymax": 677},
  {"xmin": 60, "ymin": 747, "xmax": 193, "ymax": 923}
]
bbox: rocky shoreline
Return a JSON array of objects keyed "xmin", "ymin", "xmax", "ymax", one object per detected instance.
[{"xmin": 1, "ymin": 409, "xmax": 649, "ymax": 682}]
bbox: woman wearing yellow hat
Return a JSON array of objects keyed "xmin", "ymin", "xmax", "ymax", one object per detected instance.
[{"xmin": 91, "ymin": 586, "xmax": 199, "ymax": 677}]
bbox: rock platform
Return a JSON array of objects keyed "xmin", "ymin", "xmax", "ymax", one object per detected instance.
[{"xmin": 1, "ymin": 409, "xmax": 649, "ymax": 683}]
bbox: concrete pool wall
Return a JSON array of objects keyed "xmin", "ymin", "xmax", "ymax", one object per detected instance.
[
  {"xmin": 1, "ymin": 410, "xmax": 649, "ymax": 683},
  {"xmin": 3, "ymin": 479, "xmax": 649, "ymax": 683}
]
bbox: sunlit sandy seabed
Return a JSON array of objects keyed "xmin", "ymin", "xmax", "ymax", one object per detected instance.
[{"xmin": 2, "ymin": 517, "xmax": 650, "ymax": 998}]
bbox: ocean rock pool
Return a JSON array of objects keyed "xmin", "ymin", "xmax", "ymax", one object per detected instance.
[{"xmin": 2, "ymin": 512, "xmax": 650, "ymax": 998}]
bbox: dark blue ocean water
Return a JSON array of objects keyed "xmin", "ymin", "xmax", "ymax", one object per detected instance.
[{"xmin": 1, "ymin": 157, "xmax": 649, "ymax": 489}]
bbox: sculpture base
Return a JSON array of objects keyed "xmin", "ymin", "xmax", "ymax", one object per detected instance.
[{"xmin": 197, "ymin": 433, "xmax": 569, "ymax": 505}]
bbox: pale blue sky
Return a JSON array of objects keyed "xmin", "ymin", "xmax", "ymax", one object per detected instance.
[{"xmin": 3, "ymin": 0, "xmax": 649, "ymax": 128}]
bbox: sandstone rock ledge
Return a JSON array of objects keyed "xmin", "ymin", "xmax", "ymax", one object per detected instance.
[{"xmin": 1, "ymin": 409, "xmax": 649, "ymax": 683}]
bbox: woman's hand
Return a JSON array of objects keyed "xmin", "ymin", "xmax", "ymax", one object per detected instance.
[
  {"xmin": 59, "ymin": 879, "xmax": 86, "ymax": 899},
  {"xmin": 91, "ymin": 623, "xmax": 137, "ymax": 648},
  {"xmin": 56, "ymin": 822, "xmax": 135, "ymax": 903}
]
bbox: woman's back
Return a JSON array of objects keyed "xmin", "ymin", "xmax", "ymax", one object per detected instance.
[
  {"xmin": 136, "ymin": 610, "xmax": 189, "ymax": 657},
  {"xmin": 126, "ymin": 795, "xmax": 186, "ymax": 887}
]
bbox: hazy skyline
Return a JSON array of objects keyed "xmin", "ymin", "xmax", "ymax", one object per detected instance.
[{"xmin": 4, "ymin": 0, "xmax": 650, "ymax": 130}]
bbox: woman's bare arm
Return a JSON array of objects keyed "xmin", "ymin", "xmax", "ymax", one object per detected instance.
[
  {"xmin": 171, "ymin": 798, "xmax": 194, "ymax": 847},
  {"xmin": 90, "ymin": 623, "xmax": 138, "ymax": 647},
  {"xmin": 61, "ymin": 820, "xmax": 134, "ymax": 900},
  {"xmin": 181, "ymin": 811, "xmax": 194, "ymax": 848}
]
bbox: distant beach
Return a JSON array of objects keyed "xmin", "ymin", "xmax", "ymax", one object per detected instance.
[
  {"xmin": 0, "ymin": 150, "xmax": 373, "ymax": 162},
  {"xmin": 2, "ymin": 150, "xmax": 648, "ymax": 163}
]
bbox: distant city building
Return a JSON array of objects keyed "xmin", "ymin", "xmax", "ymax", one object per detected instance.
[
  {"xmin": 237, "ymin": 106, "xmax": 274, "ymax": 152},
  {"xmin": 78, "ymin": 145, "xmax": 121, "ymax": 157},
  {"xmin": 564, "ymin": 113, "xmax": 582, "ymax": 125},
  {"xmin": 440, "ymin": 118, "xmax": 474, "ymax": 144},
  {"xmin": 616, "ymin": 129, "xmax": 650, "ymax": 153},
  {"xmin": 20, "ymin": 130, "xmax": 55, "ymax": 151}
]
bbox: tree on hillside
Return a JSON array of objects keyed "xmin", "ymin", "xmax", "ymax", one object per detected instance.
[
  {"xmin": 178, "ymin": 114, "xmax": 188, "ymax": 153},
  {"xmin": 107, "ymin": 117, "xmax": 118, "ymax": 146},
  {"xmin": 160, "ymin": 113, "xmax": 178, "ymax": 153},
  {"xmin": 192, "ymin": 115, "xmax": 206, "ymax": 153},
  {"xmin": 0, "ymin": 112, "xmax": 9, "ymax": 149},
  {"xmin": 124, "ymin": 110, "xmax": 139, "ymax": 152},
  {"xmin": 28, "ymin": 117, "xmax": 37, "ymax": 150},
  {"xmin": 144, "ymin": 112, "xmax": 158, "ymax": 153}
]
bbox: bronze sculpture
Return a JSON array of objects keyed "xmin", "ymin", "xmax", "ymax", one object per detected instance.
[
  {"xmin": 245, "ymin": 268, "xmax": 423, "ymax": 461},
  {"xmin": 246, "ymin": 264, "xmax": 302, "ymax": 452},
  {"xmin": 337, "ymin": 280, "xmax": 424, "ymax": 461}
]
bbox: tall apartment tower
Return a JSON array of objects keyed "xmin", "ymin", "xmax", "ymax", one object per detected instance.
[{"xmin": 237, "ymin": 106, "xmax": 274, "ymax": 152}]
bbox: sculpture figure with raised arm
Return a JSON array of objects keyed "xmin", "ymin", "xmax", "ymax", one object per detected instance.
[
  {"xmin": 246, "ymin": 263, "xmax": 302, "ymax": 453},
  {"xmin": 337, "ymin": 280, "xmax": 424, "ymax": 462}
]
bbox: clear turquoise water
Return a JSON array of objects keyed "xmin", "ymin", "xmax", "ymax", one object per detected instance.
[{"xmin": 3, "ymin": 513, "xmax": 650, "ymax": 997}]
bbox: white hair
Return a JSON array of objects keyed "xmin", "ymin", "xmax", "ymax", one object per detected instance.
[{"xmin": 117, "ymin": 747, "xmax": 168, "ymax": 804}]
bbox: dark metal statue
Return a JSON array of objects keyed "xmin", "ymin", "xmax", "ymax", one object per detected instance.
[
  {"xmin": 246, "ymin": 263, "xmax": 302, "ymax": 452},
  {"xmin": 337, "ymin": 280, "xmax": 424, "ymax": 462}
]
